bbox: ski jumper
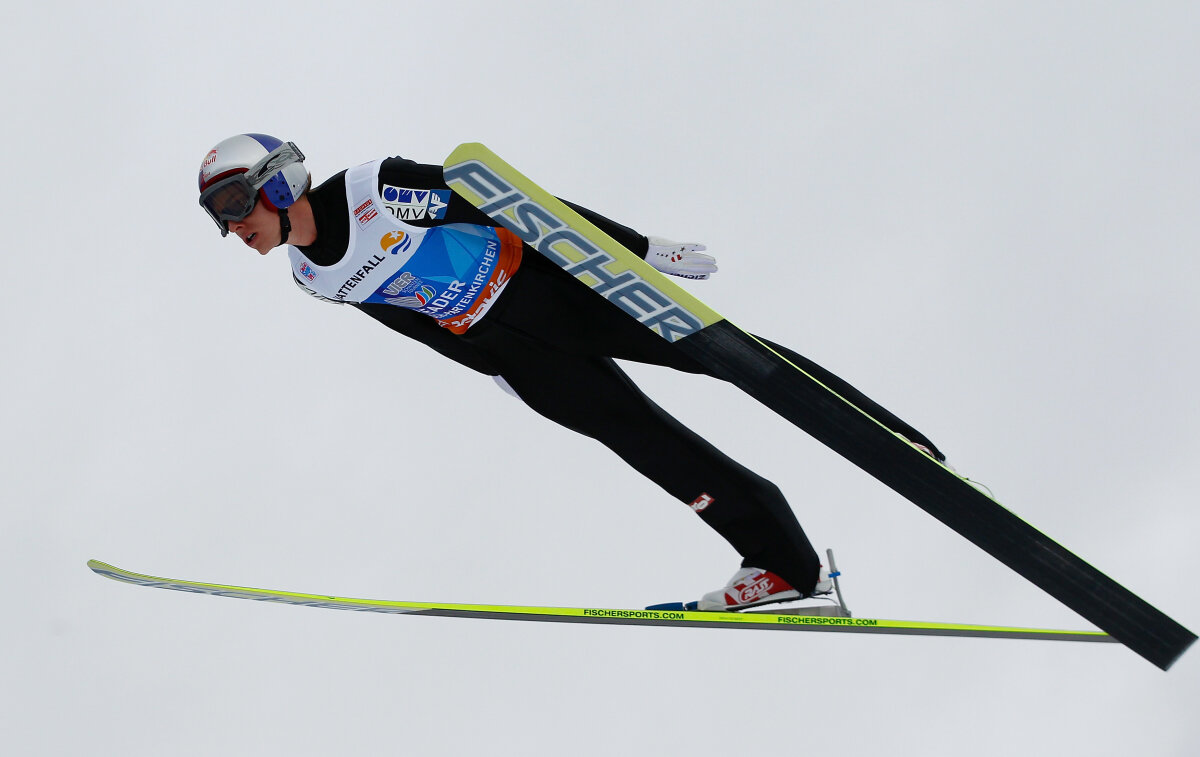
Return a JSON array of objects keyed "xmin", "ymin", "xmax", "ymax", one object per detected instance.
[{"xmin": 290, "ymin": 156, "xmax": 943, "ymax": 593}]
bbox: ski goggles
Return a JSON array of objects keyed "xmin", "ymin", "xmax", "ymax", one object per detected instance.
[{"xmin": 199, "ymin": 142, "xmax": 305, "ymax": 236}]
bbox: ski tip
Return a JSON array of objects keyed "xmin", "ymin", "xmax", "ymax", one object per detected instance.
[
  {"xmin": 88, "ymin": 559, "xmax": 126, "ymax": 578},
  {"xmin": 645, "ymin": 601, "xmax": 699, "ymax": 611}
]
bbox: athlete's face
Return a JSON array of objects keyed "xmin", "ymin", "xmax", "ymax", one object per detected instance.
[{"xmin": 225, "ymin": 198, "xmax": 280, "ymax": 255}]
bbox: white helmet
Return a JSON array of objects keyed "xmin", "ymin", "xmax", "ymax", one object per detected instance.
[{"xmin": 198, "ymin": 133, "xmax": 308, "ymax": 239}]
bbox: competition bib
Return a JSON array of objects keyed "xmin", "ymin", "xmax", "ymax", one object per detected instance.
[{"xmin": 289, "ymin": 159, "xmax": 521, "ymax": 332}]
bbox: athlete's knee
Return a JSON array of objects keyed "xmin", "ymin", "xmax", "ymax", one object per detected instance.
[{"xmin": 737, "ymin": 472, "xmax": 787, "ymax": 509}]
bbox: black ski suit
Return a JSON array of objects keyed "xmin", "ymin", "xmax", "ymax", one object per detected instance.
[{"xmin": 294, "ymin": 157, "xmax": 942, "ymax": 593}]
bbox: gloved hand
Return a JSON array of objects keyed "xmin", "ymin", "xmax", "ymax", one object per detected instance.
[{"xmin": 645, "ymin": 236, "xmax": 718, "ymax": 280}]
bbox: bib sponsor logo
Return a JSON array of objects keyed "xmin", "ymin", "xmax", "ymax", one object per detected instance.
[
  {"xmin": 377, "ymin": 271, "xmax": 435, "ymax": 308},
  {"xmin": 364, "ymin": 225, "xmax": 502, "ymax": 321},
  {"xmin": 412, "ymin": 285, "xmax": 437, "ymax": 306},
  {"xmin": 381, "ymin": 185, "xmax": 450, "ymax": 220},
  {"xmin": 298, "ymin": 262, "xmax": 317, "ymax": 282},
  {"xmin": 379, "ymin": 230, "xmax": 413, "ymax": 256},
  {"xmin": 382, "ymin": 271, "xmax": 418, "ymax": 297},
  {"xmin": 334, "ymin": 254, "xmax": 387, "ymax": 300},
  {"xmin": 354, "ymin": 198, "xmax": 379, "ymax": 228}
]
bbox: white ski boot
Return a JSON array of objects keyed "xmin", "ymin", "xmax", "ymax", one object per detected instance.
[{"xmin": 697, "ymin": 564, "xmax": 833, "ymax": 611}]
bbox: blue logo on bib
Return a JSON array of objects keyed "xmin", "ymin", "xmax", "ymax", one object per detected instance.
[
  {"xmin": 365, "ymin": 224, "xmax": 502, "ymax": 318},
  {"xmin": 381, "ymin": 186, "xmax": 450, "ymax": 220}
]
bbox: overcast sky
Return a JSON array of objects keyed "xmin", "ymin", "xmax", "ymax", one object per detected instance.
[{"xmin": 3, "ymin": 1, "xmax": 1198, "ymax": 754}]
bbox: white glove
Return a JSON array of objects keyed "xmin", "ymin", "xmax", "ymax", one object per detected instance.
[{"xmin": 645, "ymin": 236, "xmax": 718, "ymax": 280}]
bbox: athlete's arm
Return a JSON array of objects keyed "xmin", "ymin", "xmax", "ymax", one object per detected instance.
[{"xmin": 377, "ymin": 157, "xmax": 652, "ymax": 257}]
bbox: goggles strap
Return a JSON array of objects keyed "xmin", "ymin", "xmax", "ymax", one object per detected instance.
[{"xmin": 278, "ymin": 208, "xmax": 292, "ymax": 245}]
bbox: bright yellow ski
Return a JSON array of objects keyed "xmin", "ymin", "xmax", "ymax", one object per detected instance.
[{"xmin": 89, "ymin": 560, "xmax": 1115, "ymax": 644}]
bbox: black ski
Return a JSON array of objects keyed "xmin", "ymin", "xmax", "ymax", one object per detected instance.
[{"xmin": 688, "ymin": 322, "xmax": 1194, "ymax": 670}]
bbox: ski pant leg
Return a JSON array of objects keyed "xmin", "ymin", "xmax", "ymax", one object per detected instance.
[
  {"xmin": 490, "ymin": 254, "xmax": 943, "ymax": 462},
  {"xmin": 751, "ymin": 336, "xmax": 946, "ymax": 462},
  {"xmin": 465, "ymin": 321, "xmax": 821, "ymax": 592}
]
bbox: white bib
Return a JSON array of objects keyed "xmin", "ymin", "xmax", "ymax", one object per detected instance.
[{"xmin": 290, "ymin": 160, "xmax": 513, "ymax": 326}]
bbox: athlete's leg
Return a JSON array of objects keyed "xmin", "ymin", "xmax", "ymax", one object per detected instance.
[
  {"xmin": 488, "ymin": 254, "xmax": 945, "ymax": 461},
  {"xmin": 467, "ymin": 322, "xmax": 820, "ymax": 591}
]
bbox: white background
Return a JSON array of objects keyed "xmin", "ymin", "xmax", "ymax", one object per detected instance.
[{"xmin": 3, "ymin": 2, "xmax": 1198, "ymax": 754}]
